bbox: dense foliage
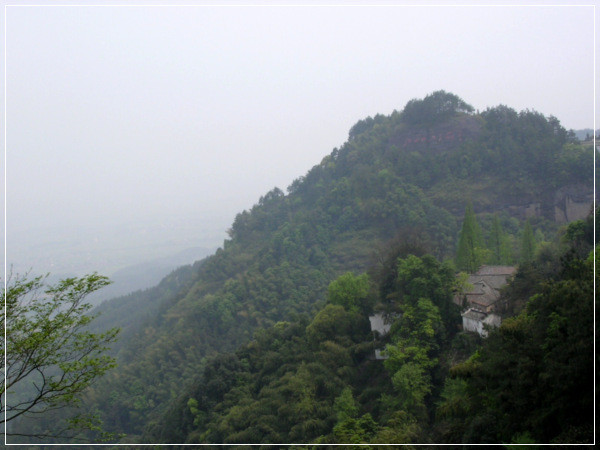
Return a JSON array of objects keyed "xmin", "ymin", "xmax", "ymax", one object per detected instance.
[
  {"xmin": 144, "ymin": 254, "xmax": 461, "ymax": 444},
  {"xmin": 31, "ymin": 91, "xmax": 593, "ymax": 443},
  {"xmin": 402, "ymin": 90, "xmax": 475, "ymax": 125},
  {"xmin": 456, "ymin": 202, "xmax": 486, "ymax": 272},
  {"xmin": 1, "ymin": 274, "xmax": 119, "ymax": 442},
  {"xmin": 438, "ymin": 214, "xmax": 596, "ymax": 444},
  {"xmin": 144, "ymin": 215, "xmax": 594, "ymax": 444}
]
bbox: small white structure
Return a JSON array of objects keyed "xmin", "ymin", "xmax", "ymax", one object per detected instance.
[
  {"xmin": 369, "ymin": 313, "xmax": 392, "ymax": 360},
  {"xmin": 461, "ymin": 308, "xmax": 501, "ymax": 337},
  {"xmin": 369, "ymin": 313, "xmax": 391, "ymax": 336}
]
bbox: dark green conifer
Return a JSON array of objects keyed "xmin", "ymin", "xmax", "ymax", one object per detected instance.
[
  {"xmin": 489, "ymin": 214, "xmax": 512, "ymax": 264},
  {"xmin": 456, "ymin": 202, "xmax": 485, "ymax": 272},
  {"xmin": 520, "ymin": 219, "xmax": 536, "ymax": 263}
]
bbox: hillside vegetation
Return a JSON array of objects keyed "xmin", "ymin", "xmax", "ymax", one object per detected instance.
[
  {"xmin": 147, "ymin": 214, "xmax": 595, "ymax": 444},
  {"xmin": 17, "ymin": 91, "xmax": 593, "ymax": 444}
]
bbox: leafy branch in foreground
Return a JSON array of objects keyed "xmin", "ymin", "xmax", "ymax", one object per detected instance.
[{"xmin": 1, "ymin": 272, "xmax": 119, "ymax": 440}]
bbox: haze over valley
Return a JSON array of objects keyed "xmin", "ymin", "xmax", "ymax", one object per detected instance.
[{"xmin": 2, "ymin": 2, "xmax": 597, "ymax": 446}]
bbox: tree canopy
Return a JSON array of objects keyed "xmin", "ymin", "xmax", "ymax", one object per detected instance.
[
  {"xmin": 402, "ymin": 90, "xmax": 474, "ymax": 125},
  {"xmin": 455, "ymin": 202, "xmax": 487, "ymax": 272},
  {"xmin": 1, "ymin": 273, "xmax": 119, "ymax": 441}
]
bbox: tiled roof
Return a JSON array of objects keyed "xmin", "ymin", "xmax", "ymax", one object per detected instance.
[
  {"xmin": 466, "ymin": 265, "xmax": 516, "ymax": 293},
  {"xmin": 475, "ymin": 265, "xmax": 516, "ymax": 276},
  {"xmin": 465, "ymin": 280, "xmax": 499, "ymax": 306},
  {"xmin": 461, "ymin": 308, "xmax": 487, "ymax": 321}
]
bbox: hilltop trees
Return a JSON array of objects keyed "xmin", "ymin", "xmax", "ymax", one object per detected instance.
[{"xmin": 402, "ymin": 90, "xmax": 474, "ymax": 126}]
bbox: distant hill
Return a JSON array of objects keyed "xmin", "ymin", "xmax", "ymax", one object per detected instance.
[
  {"xmin": 86, "ymin": 246, "xmax": 214, "ymax": 306},
  {"xmin": 572, "ymin": 128, "xmax": 598, "ymax": 141},
  {"xmin": 22, "ymin": 91, "xmax": 593, "ymax": 444}
]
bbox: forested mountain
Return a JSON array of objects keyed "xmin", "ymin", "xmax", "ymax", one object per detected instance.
[
  {"xmin": 18, "ymin": 91, "xmax": 594, "ymax": 444},
  {"xmin": 146, "ymin": 215, "xmax": 595, "ymax": 444}
]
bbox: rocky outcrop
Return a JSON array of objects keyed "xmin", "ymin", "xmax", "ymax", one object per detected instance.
[
  {"xmin": 476, "ymin": 184, "xmax": 593, "ymax": 224},
  {"xmin": 553, "ymin": 184, "xmax": 594, "ymax": 224},
  {"xmin": 389, "ymin": 115, "xmax": 482, "ymax": 154}
]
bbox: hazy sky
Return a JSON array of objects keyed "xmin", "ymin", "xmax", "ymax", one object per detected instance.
[{"xmin": 3, "ymin": 1, "xmax": 598, "ymax": 275}]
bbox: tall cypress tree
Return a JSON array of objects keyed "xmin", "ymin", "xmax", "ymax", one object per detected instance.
[
  {"xmin": 456, "ymin": 202, "xmax": 485, "ymax": 272},
  {"xmin": 520, "ymin": 220, "xmax": 536, "ymax": 263},
  {"xmin": 489, "ymin": 214, "xmax": 512, "ymax": 264}
]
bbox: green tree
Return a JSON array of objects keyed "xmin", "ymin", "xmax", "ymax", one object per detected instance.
[
  {"xmin": 392, "ymin": 254, "xmax": 460, "ymax": 343},
  {"xmin": 331, "ymin": 387, "xmax": 378, "ymax": 444},
  {"xmin": 372, "ymin": 410, "xmax": 420, "ymax": 444},
  {"xmin": 390, "ymin": 362, "xmax": 431, "ymax": 413},
  {"xmin": 456, "ymin": 202, "xmax": 486, "ymax": 272},
  {"xmin": 305, "ymin": 303, "xmax": 365, "ymax": 349},
  {"xmin": 435, "ymin": 377, "xmax": 472, "ymax": 442},
  {"xmin": 520, "ymin": 220, "xmax": 536, "ymax": 263},
  {"xmin": 1, "ymin": 273, "xmax": 119, "ymax": 441},
  {"xmin": 382, "ymin": 255, "xmax": 451, "ymax": 428},
  {"xmin": 332, "ymin": 413, "xmax": 378, "ymax": 444},
  {"xmin": 402, "ymin": 90, "xmax": 474, "ymax": 125},
  {"xmin": 333, "ymin": 387, "xmax": 359, "ymax": 422},
  {"xmin": 326, "ymin": 272, "xmax": 373, "ymax": 314},
  {"xmin": 489, "ymin": 214, "xmax": 512, "ymax": 264}
]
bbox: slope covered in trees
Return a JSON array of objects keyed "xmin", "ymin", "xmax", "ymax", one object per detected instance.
[
  {"xmin": 31, "ymin": 91, "xmax": 593, "ymax": 444},
  {"xmin": 145, "ymin": 214, "xmax": 595, "ymax": 444}
]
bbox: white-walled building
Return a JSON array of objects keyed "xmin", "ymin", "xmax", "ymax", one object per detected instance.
[
  {"xmin": 461, "ymin": 307, "xmax": 502, "ymax": 337},
  {"xmin": 368, "ymin": 312, "xmax": 392, "ymax": 360}
]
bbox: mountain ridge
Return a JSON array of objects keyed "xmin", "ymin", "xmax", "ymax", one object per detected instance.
[{"xmin": 19, "ymin": 91, "xmax": 593, "ymax": 443}]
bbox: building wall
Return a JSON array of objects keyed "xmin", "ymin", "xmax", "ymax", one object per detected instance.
[{"xmin": 462, "ymin": 316, "xmax": 483, "ymax": 335}]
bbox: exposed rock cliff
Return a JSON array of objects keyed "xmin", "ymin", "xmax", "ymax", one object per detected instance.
[{"xmin": 553, "ymin": 184, "xmax": 595, "ymax": 224}]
